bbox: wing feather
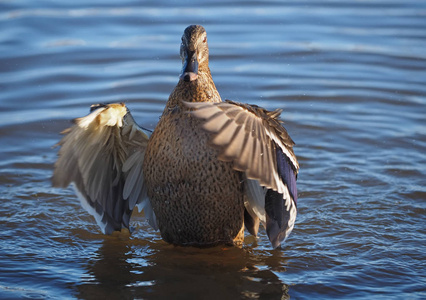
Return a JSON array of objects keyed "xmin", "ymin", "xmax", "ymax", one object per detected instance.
[
  {"xmin": 52, "ymin": 103, "xmax": 157, "ymax": 234},
  {"xmin": 184, "ymin": 100, "xmax": 299, "ymax": 248}
]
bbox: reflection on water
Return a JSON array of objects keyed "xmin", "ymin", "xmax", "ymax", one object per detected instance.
[
  {"xmin": 75, "ymin": 235, "xmax": 290, "ymax": 299},
  {"xmin": 0, "ymin": 0, "xmax": 425, "ymax": 299}
]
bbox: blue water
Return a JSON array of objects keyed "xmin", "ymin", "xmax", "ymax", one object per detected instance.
[{"xmin": 0, "ymin": 0, "xmax": 425, "ymax": 299}]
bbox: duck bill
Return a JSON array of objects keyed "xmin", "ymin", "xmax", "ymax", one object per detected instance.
[{"xmin": 180, "ymin": 51, "xmax": 199, "ymax": 82}]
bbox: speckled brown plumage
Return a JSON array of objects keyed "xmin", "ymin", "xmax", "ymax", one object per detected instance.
[
  {"xmin": 143, "ymin": 112, "xmax": 245, "ymax": 246},
  {"xmin": 142, "ymin": 25, "xmax": 245, "ymax": 246}
]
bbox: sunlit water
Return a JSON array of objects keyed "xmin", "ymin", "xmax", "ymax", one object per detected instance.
[{"xmin": 0, "ymin": 0, "xmax": 425, "ymax": 299}]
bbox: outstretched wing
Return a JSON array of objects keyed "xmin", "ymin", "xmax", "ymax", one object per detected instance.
[
  {"xmin": 184, "ymin": 100, "xmax": 298, "ymax": 248},
  {"xmin": 52, "ymin": 103, "xmax": 157, "ymax": 234}
]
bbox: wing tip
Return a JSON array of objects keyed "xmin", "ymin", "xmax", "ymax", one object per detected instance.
[
  {"xmin": 264, "ymin": 188, "xmax": 297, "ymax": 248},
  {"xmin": 266, "ymin": 218, "xmax": 293, "ymax": 249},
  {"xmin": 244, "ymin": 208, "xmax": 260, "ymax": 236}
]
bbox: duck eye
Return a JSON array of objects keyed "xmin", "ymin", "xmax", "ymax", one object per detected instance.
[{"xmin": 203, "ymin": 36, "xmax": 207, "ymax": 43}]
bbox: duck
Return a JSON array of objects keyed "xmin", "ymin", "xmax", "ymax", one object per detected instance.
[{"xmin": 52, "ymin": 25, "xmax": 299, "ymax": 248}]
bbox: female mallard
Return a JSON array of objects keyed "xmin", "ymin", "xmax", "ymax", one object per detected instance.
[{"xmin": 52, "ymin": 25, "xmax": 299, "ymax": 248}]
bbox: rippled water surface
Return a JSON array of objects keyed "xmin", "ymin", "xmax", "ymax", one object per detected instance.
[{"xmin": 1, "ymin": 0, "xmax": 425, "ymax": 299}]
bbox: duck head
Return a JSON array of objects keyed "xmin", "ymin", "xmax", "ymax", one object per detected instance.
[{"xmin": 179, "ymin": 25, "xmax": 209, "ymax": 82}]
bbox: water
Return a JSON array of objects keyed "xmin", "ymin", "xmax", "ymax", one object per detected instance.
[{"xmin": 0, "ymin": 0, "xmax": 425, "ymax": 299}]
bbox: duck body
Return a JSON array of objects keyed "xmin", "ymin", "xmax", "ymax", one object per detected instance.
[
  {"xmin": 52, "ymin": 25, "xmax": 299, "ymax": 249},
  {"xmin": 143, "ymin": 25, "xmax": 245, "ymax": 246},
  {"xmin": 143, "ymin": 106, "xmax": 245, "ymax": 246}
]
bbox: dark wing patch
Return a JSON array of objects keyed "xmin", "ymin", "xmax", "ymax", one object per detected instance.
[{"xmin": 276, "ymin": 146, "xmax": 298, "ymax": 205}]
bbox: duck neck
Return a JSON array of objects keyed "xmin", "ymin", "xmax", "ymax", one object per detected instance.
[{"xmin": 164, "ymin": 66, "xmax": 222, "ymax": 113}]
